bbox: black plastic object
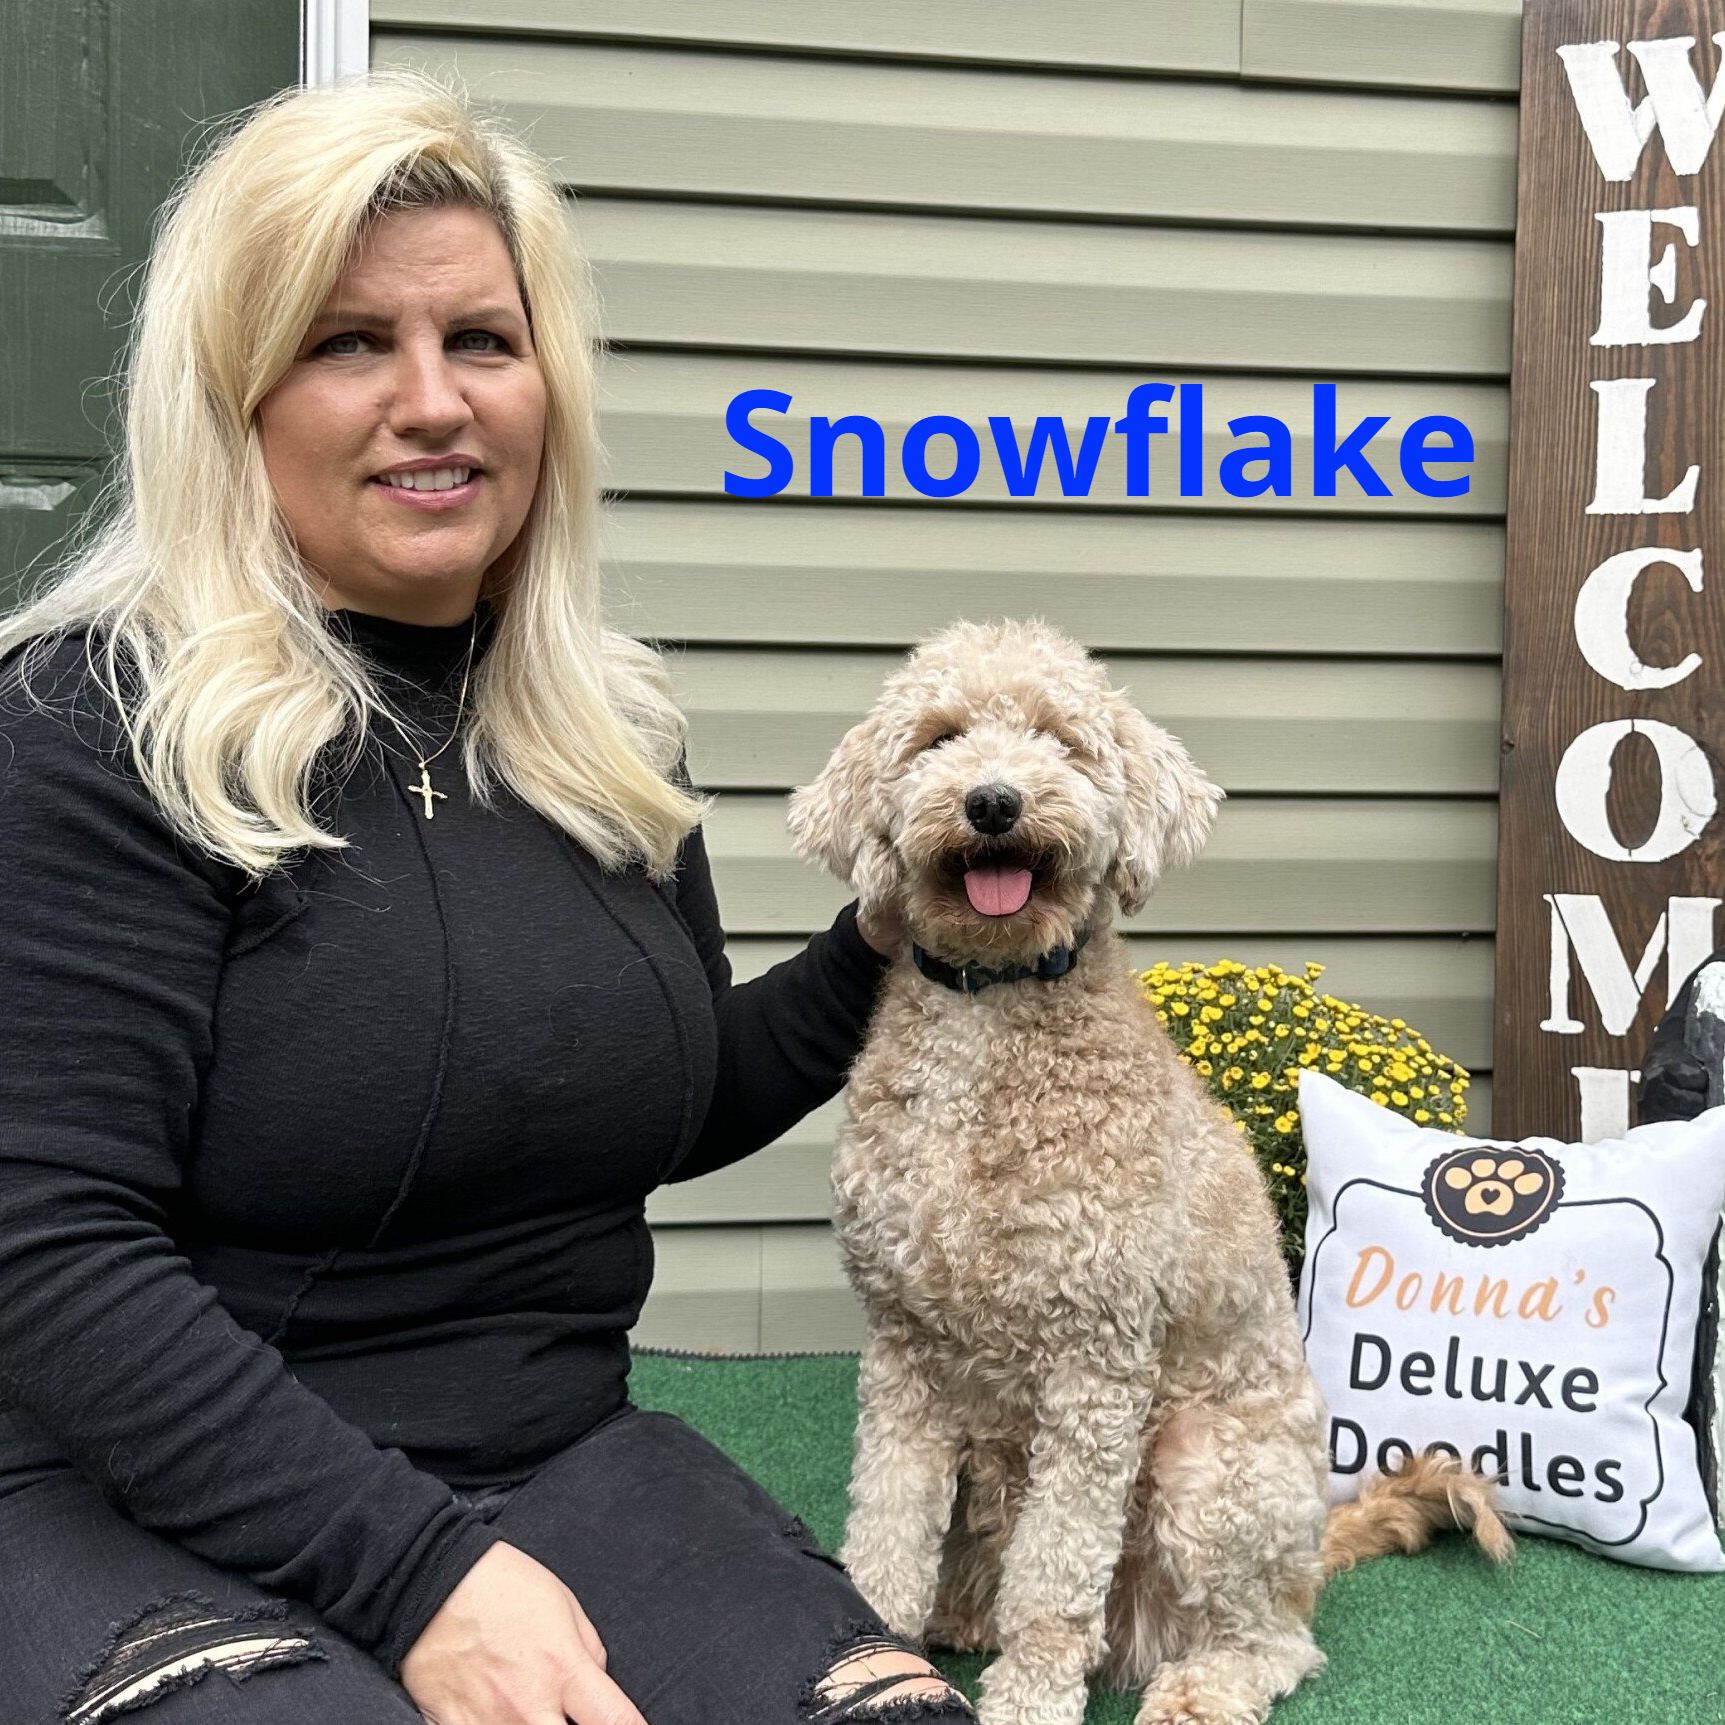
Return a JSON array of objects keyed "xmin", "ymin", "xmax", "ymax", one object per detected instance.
[{"xmin": 1680, "ymin": 961, "xmax": 1725, "ymax": 1520}]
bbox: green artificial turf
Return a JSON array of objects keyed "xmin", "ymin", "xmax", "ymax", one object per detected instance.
[{"xmin": 629, "ymin": 1349, "xmax": 1725, "ymax": 1725}]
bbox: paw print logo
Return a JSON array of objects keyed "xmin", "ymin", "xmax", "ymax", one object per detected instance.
[{"xmin": 1422, "ymin": 1145, "xmax": 1564, "ymax": 1247}]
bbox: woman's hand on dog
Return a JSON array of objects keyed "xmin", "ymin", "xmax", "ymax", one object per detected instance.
[
  {"xmin": 856, "ymin": 905, "xmax": 904, "ymax": 959},
  {"xmin": 400, "ymin": 1538, "xmax": 649, "ymax": 1725}
]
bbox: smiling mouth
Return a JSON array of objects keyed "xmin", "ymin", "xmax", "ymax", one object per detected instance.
[
  {"xmin": 941, "ymin": 845, "xmax": 1054, "ymax": 917},
  {"xmin": 370, "ymin": 463, "xmax": 486, "ymax": 491},
  {"xmin": 369, "ymin": 471, "xmax": 484, "ymax": 507}
]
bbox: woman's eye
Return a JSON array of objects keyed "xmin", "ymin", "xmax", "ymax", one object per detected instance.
[{"xmin": 315, "ymin": 329, "xmax": 507, "ymax": 357}]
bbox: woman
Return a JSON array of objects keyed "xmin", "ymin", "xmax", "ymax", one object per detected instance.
[{"xmin": 0, "ymin": 70, "xmax": 974, "ymax": 1725}]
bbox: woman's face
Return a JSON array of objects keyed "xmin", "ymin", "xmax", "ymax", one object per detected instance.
[{"xmin": 257, "ymin": 203, "xmax": 548, "ymax": 623}]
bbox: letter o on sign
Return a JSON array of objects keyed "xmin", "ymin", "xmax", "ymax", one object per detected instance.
[{"xmin": 1554, "ymin": 718, "xmax": 1717, "ymax": 862}]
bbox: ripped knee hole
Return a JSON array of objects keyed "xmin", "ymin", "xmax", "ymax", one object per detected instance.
[
  {"xmin": 60, "ymin": 1591, "xmax": 325, "ymax": 1723},
  {"xmin": 801, "ymin": 1631, "xmax": 975, "ymax": 1722}
]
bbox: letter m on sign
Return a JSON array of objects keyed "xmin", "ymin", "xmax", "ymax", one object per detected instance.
[{"xmin": 1542, "ymin": 894, "xmax": 1721, "ymax": 1035}]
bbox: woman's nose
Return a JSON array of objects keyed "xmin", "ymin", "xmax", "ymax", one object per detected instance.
[{"xmin": 387, "ymin": 344, "xmax": 472, "ymax": 438}]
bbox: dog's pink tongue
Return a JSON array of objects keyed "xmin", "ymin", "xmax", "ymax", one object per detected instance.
[{"xmin": 964, "ymin": 864, "xmax": 1033, "ymax": 916}]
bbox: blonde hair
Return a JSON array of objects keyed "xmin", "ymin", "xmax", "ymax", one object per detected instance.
[{"xmin": 0, "ymin": 67, "xmax": 706, "ymax": 881}]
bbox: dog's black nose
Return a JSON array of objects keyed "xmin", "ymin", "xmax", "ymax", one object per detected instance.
[{"xmin": 965, "ymin": 783, "xmax": 1022, "ymax": 836}]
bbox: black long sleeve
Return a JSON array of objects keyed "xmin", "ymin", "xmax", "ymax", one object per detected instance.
[
  {"xmin": 662, "ymin": 816, "xmax": 888, "ymax": 1184},
  {"xmin": 0, "ymin": 642, "xmax": 500, "ymax": 1676},
  {"xmin": 0, "ymin": 612, "xmax": 890, "ymax": 1675}
]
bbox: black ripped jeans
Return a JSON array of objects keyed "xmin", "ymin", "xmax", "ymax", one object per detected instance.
[{"xmin": 0, "ymin": 1404, "xmax": 976, "ymax": 1725}]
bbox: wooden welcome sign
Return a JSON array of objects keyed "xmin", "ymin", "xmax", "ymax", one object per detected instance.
[{"xmin": 1496, "ymin": 1, "xmax": 1725, "ymax": 1141}]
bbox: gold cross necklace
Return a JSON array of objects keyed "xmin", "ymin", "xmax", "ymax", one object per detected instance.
[{"xmin": 369, "ymin": 610, "xmax": 480, "ymax": 820}]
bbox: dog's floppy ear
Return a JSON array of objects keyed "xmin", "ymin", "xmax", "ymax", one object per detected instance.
[
  {"xmin": 787, "ymin": 712, "xmax": 904, "ymax": 913},
  {"xmin": 1104, "ymin": 693, "xmax": 1225, "ymax": 918}
]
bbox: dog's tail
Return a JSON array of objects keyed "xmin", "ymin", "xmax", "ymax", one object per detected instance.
[{"xmin": 1320, "ymin": 1452, "xmax": 1514, "ymax": 1578}]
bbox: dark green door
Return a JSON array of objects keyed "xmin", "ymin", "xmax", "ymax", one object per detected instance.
[{"xmin": 1, "ymin": 0, "xmax": 301, "ymax": 606}]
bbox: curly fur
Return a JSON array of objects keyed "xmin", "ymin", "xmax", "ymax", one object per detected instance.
[{"xmin": 789, "ymin": 619, "xmax": 1512, "ymax": 1725}]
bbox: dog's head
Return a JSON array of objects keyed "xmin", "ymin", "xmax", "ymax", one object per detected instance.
[{"xmin": 788, "ymin": 618, "xmax": 1223, "ymax": 965}]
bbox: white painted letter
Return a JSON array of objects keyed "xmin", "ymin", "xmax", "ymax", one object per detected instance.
[
  {"xmin": 1543, "ymin": 894, "xmax": 1720, "ymax": 1035},
  {"xmin": 1574, "ymin": 546, "xmax": 1704, "ymax": 689},
  {"xmin": 1553, "ymin": 720, "xmax": 1716, "ymax": 861},
  {"xmin": 1573, "ymin": 1067, "xmax": 1641, "ymax": 1142},
  {"xmin": 1593, "ymin": 207, "xmax": 1706, "ymax": 344},
  {"xmin": 1557, "ymin": 34, "xmax": 1725, "ymax": 180},
  {"xmin": 1586, "ymin": 379, "xmax": 1700, "ymax": 514}
]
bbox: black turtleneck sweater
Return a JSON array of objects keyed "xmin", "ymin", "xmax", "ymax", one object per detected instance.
[{"xmin": 0, "ymin": 602, "xmax": 886, "ymax": 1676}]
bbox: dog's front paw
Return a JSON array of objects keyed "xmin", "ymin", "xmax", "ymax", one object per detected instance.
[
  {"xmin": 1134, "ymin": 1672, "xmax": 1273, "ymax": 1725},
  {"xmin": 839, "ymin": 1544, "xmax": 933, "ymax": 1642},
  {"xmin": 976, "ymin": 1651, "xmax": 1088, "ymax": 1725}
]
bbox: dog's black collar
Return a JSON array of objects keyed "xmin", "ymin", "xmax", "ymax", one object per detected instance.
[{"xmin": 910, "ymin": 928, "xmax": 1092, "ymax": 995}]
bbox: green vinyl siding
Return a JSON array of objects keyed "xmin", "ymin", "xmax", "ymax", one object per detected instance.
[
  {"xmin": 601, "ymin": 505, "xmax": 1503, "ymax": 656},
  {"xmin": 1242, "ymin": 0, "xmax": 1523, "ymax": 92},
  {"xmin": 374, "ymin": 3, "xmax": 1513, "ymax": 1352},
  {"xmin": 372, "ymin": 1, "xmax": 1246, "ymax": 75},
  {"xmin": 369, "ymin": 35, "xmax": 1516, "ymax": 232}
]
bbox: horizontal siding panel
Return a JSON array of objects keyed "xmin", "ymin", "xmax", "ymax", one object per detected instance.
[
  {"xmin": 375, "ymin": 35, "xmax": 1514, "ymax": 234},
  {"xmin": 1242, "ymin": 0, "xmax": 1522, "ymax": 94},
  {"xmin": 648, "ymin": 1100, "xmax": 848, "ymax": 1226},
  {"xmin": 701, "ymin": 793, "xmax": 1496, "ymax": 935},
  {"xmin": 761, "ymin": 1227, "xmax": 867, "ymax": 1351},
  {"xmin": 632, "ymin": 1225, "xmax": 761, "ymax": 1350},
  {"xmin": 577, "ymin": 198, "xmax": 1510, "ymax": 378},
  {"xmin": 602, "ymin": 503, "xmax": 1504, "ymax": 657},
  {"xmin": 597, "ymin": 354, "xmax": 1506, "ymax": 515},
  {"xmin": 1462, "ymin": 1073, "xmax": 1493, "ymax": 1133},
  {"xmin": 648, "ymin": 932, "xmax": 1496, "ymax": 1223},
  {"xmin": 374, "ymin": 1, "xmax": 1244, "ymax": 74},
  {"xmin": 669, "ymin": 648, "xmax": 1500, "ymax": 794},
  {"xmin": 634, "ymin": 1226, "xmax": 866, "ymax": 1355}
]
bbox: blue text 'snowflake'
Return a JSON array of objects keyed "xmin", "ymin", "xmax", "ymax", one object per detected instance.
[{"xmin": 721, "ymin": 382, "xmax": 1474, "ymax": 502}]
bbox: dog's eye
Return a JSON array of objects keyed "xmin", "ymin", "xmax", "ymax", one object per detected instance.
[{"xmin": 922, "ymin": 728, "xmax": 963, "ymax": 752}]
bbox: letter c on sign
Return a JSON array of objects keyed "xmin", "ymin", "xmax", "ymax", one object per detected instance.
[
  {"xmin": 1574, "ymin": 547, "xmax": 1704, "ymax": 690},
  {"xmin": 1554, "ymin": 719, "xmax": 1717, "ymax": 862}
]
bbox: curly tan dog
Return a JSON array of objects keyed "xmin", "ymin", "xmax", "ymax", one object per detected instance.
[{"xmin": 788, "ymin": 619, "xmax": 1509, "ymax": 1725}]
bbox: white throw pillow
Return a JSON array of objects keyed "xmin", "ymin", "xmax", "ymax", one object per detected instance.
[{"xmin": 1295, "ymin": 1067, "xmax": 1725, "ymax": 1573}]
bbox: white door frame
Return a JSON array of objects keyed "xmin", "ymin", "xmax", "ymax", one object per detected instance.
[{"xmin": 301, "ymin": 0, "xmax": 369, "ymax": 86}]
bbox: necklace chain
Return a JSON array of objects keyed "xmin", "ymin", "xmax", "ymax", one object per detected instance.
[{"xmin": 369, "ymin": 611, "xmax": 480, "ymax": 820}]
